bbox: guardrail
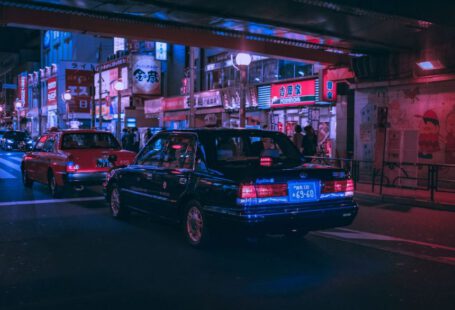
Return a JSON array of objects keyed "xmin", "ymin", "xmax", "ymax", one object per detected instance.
[{"xmin": 305, "ymin": 156, "xmax": 455, "ymax": 202}]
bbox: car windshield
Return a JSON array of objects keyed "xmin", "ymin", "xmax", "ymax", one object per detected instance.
[
  {"xmin": 200, "ymin": 131, "xmax": 302, "ymax": 169},
  {"xmin": 4, "ymin": 131, "xmax": 28, "ymax": 140},
  {"xmin": 62, "ymin": 133, "xmax": 120, "ymax": 149}
]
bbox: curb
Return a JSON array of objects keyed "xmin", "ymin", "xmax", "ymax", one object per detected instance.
[{"xmin": 354, "ymin": 192, "xmax": 455, "ymax": 211}]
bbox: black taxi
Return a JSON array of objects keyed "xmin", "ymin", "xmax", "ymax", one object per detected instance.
[{"xmin": 105, "ymin": 129, "xmax": 357, "ymax": 247}]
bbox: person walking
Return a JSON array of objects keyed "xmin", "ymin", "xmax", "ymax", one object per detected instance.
[
  {"xmin": 144, "ymin": 128, "xmax": 152, "ymax": 145},
  {"xmin": 302, "ymin": 125, "xmax": 317, "ymax": 161},
  {"xmin": 121, "ymin": 128, "xmax": 129, "ymax": 149},
  {"xmin": 292, "ymin": 124, "xmax": 304, "ymax": 153},
  {"xmin": 132, "ymin": 127, "xmax": 140, "ymax": 152}
]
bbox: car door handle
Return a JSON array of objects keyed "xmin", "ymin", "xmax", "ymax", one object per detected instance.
[{"xmin": 144, "ymin": 173, "xmax": 154, "ymax": 180}]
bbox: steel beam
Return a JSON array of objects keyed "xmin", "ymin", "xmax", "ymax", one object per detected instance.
[{"xmin": 0, "ymin": 5, "xmax": 351, "ymax": 65}]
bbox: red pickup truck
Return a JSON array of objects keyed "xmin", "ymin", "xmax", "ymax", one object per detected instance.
[{"xmin": 21, "ymin": 129, "xmax": 136, "ymax": 197}]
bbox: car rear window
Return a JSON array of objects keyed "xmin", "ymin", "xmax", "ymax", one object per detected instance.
[
  {"xmin": 62, "ymin": 133, "xmax": 120, "ymax": 150},
  {"xmin": 200, "ymin": 131, "xmax": 302, "ymax": 169}
]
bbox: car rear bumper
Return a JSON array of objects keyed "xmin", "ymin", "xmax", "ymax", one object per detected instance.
[
  {"xmin": 204, "ymin": 200, "xmax": 358, "ymax": 234},
  {"xmin": 65, "ymin": 172, "xmax": 108, "ymax": 185}
]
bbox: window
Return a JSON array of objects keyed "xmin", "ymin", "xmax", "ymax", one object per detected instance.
[
  {"xmin": 42, "ymin": 138, "xmax": 55, "ymax": 153},
  {"xmin": 161, "ymin": 135, "xmax": 196, "ymax": 170},
  {"xmin": 136, "ymin": 134, "xmax": 167, "ymax": 166},
  {"xmin": 61, "ymin": 133, "xmax": 120, "ymax": 149},
  {"xmin": 34, "ymin": 135, "xmax": 48, "ymax": 151},
  {"xmin": 199, "ymin": 131, "xmax": 301, "ymax": 169}
]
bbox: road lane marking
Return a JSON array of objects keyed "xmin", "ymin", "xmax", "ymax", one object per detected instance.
[
  {"xmin": 0, "ymin": 158, "xmax": 21, "ymax": 171},
  {"xmin": 336, "ymin": 227, "xmax": 455, "ymax": 252},
  {"xmin": 0, "ymin": 196, "xmax": 105, "ymax": 207},
  {"xmin": 313, "ymin": 228, "xmax": 455, "ymax": 266},
  {"xmin": 0, "ymin": 167, "xmax": 15, "ymax": 179},
  {"xmin": 9, "ymin": 157, "xmax": 22, "ymax": 163}
]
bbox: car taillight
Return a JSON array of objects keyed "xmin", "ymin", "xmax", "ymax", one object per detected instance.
[
  {"xmin": 239, "ymin": 184, "xmax": 288, "ymax": 199},
  {"xmin": 260, "ymin": 157, "xmax": 273, "ymax": 167},
  {"xmin": 322, "ymin": 179, "xmax": 354, "ymax": 193},
  {"xmin": 66, "ymin": 161, "xmax": 80, "ymax": 172}
]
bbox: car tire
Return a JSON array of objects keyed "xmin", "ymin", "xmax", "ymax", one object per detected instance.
[
  {"xmin": 110, "ymin": 184, "xmax": 130, "ymax": 220},
  {"xmin": 48, "ymin": 172, "xmax": 64, "ymax": 198},
  {"xmin": 183, "ymin": 200, "xmax": 211, "ymax": 248},
  {"xmin": 22, "ymin": 169, "xmax": 33, "ymax": 188}
]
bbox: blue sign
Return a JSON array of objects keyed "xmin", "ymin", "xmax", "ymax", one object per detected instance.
[{"xmin": 43, "ymin": 31, "xmax": 51, "ymax": 49}]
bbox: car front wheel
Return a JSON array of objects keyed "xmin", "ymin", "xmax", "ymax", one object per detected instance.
[
  {"xmin": 184, "ymin": 201, "xmax": 210, "ymax": 248},
  {"xmin": 110, "ymin": 185, "xmax": 129, "ymax": 219}
]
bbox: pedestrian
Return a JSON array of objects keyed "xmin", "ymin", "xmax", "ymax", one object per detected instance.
[
  {"xmin": 132, "ymin": 127, "xmax": 140, "ymax": 152},
  {"xmin": 302, "ymin": 125, "xmax": 317, "ymax": 161},
  {"xmin": 144, "ymin": 128, "xmax": 152, "ymax": 144},
  {"xmin": 121, "ymin": 128, "xmax": 129, "ymax": 149},
  {"xmin": 292, "ymin": 124, "xmax": 304, "ymax": 153}
]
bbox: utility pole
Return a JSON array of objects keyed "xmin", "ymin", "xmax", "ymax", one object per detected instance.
[
  {"xmin": 97, "ymin": 43, "xmax": 103, "ymax": 129},
  {"xmin": 188, "ymin": 47, "xmax": 196, "ymax": 128}
]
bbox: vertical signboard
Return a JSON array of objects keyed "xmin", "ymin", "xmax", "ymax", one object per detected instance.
[
  {"xmin": 131, "ymin": 55, "xmax": 161, "ymax": 95},
  {"xmin": 65, "ymin": 69, "xmax": 94, "ymax": 113},
  {"xmin": 17, "ymin": 74, "xmax": 28, "ymax": 108},
  {"xmin": 321, "ymin": 69, "xmax": 337, "ymax": 102},
  {"xmin": 47, "ymin": 77, "xmax": 58, "ymax": 106}
]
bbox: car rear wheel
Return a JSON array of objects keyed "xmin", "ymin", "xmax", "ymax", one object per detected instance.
[
  {"xmin": 48, "ymin": 173, "xmax": 64, "ymax": 198},
  {"xmin": 184, "ymin": 201, "xmax": 210, "ymax": 248},
  {"xmin": 110, "ymin": 185, "xmax": 130, "ymax": 220},
  {"xmin": 22, "ymin": 169, "xmax": 33, "ymax": 188}
]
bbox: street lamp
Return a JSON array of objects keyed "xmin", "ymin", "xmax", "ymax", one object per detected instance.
[
  {"xmin": 235, "ymin": 53, "xmax": 252, "ymax": 128},
  {"xmin": 14, "ymin": 98, "xmax": 23, "ymax": 131},
  {"xmin": 113, "ymin": 78, "xmax": 124, "ymax": 140},
  {"xmin": 62, "ymin": 90, "xmax": 72, "ymax": 128}
]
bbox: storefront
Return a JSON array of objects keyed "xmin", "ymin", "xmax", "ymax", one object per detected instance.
[
  {"xmin": 193, "ymin": 90, "xmax": 223, "ymax": 128},
  {"xmin": 163, "ymin": 96, "xmax": 188, "ymax": 129},
  {"xmin": 267, "ymin": 77, "xmax": 337, "ymax": 157}
]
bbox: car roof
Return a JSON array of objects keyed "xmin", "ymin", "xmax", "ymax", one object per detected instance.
[
  {"xmin": 159, "ymin": 128, "xmax": 281, "ymax": 136},
  {"xmin": 53, "ymin": 129, "xmax": 113, "ymax": 134}
]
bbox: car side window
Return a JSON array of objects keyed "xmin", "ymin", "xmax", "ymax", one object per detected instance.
[
  {"xmin": 136, "ymin": 134, "xmax": 167, "ymax": 166},
  {"xmin": 42, "ymin": 137, "xmax": 55, "ymax": 153},
  {"xmin": 34, "ymin": 135, "xmax": 48, "ymax": 151},
  {"xmin": 162, "ymin": 135, "xmax": 196, "ymax": 170}
]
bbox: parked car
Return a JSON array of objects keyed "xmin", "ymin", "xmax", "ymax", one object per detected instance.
[
  {"xmin": 0, "ymin": 130, "xmax": 33, "ymax": 151},
  {"xmin": 21, "ymin": 129, "xmax": 137, "ymax": 197},
  {"xmin": 105, "ymin": 129, "xmax": 358, "ymax": 247}
]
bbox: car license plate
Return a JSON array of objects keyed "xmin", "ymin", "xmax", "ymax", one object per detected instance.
[
  {"xmin": 96, "ymin": 158, "xmax": 110, "ymax": 168},
  {"xmin": 288, "ymin": 181, "xmax": 318, "ymax": 202}
]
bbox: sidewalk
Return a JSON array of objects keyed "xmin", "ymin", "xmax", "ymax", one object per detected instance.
[{"xmin": 354, "ymin": 182, "xmax": 455, "ymax": 210}]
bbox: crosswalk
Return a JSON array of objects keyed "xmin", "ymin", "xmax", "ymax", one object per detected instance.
[{"xmin": 0, "ymin": 152, "xmax": 23, "ymax": 180}]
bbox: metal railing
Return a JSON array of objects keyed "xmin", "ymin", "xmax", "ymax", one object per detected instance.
[{"xmin": 305, "ymin": 156, "xmax": 455, "ymax": 202}]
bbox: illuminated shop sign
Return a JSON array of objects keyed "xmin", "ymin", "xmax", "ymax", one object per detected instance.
[
  {"xmin": 155, "ymin": 42, "xmax": 168, "ymax": 61},
  {"xmin": 47, "ymin": 77, "xmax": 57, "ymax": 106},
  {"xmin": 17, "ymin": 74, "xmax": 28, "ymax": 108},
  {"xmin": 321, "ymin": 69, "xmax": 337, "ymax": 102},
  {"xmin": 270, "ymin": 78, "xmax": 317, "ymax": 108},
  {"xmin": 221, "ymin": 87, "xmax": 258, "ymax": 110},
  {"xmin": 163, "ymin": 96, "xmax": 189, "ymax": 111},
  {"xmin": 131, "ymin": 55, "xmax": 161, "ymax": 95},
  {"xmin": 65, "ymin": 69, "xmax": 94, "ymax": 113},
  {"xmin": 194, "ymin": 90, "xmax": 222, "ymax": 108}
]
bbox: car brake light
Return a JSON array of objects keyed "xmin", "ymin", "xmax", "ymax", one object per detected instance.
[
  {"xmin": 322, "ymin": 179, "xmax": 354, "ymax": 193},
  {"xmin": 66, "ymin": 161, "xmax": 80, "ymax": 172},
  {"xmin": 260, "ymin": 157, "xmax": 273, "ymax": 167},
  {"xmin": 239, "ymin": 184, "xmax": 288, "ymax": 199}
]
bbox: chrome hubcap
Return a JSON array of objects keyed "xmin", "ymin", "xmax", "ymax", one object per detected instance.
[
  {"xmin": 186, "ymin": 207, "xmax": 203, "ymax": 243},
  {"xmin": 111, "ymin": 188, "xmax": 120, "ymax": 216}
]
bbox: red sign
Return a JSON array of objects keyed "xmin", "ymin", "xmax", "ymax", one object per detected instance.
[
  {"xmin": 17, "ymin": 74, "xmax": 28, "ymax": 108},
  {"xmin": 65, "ymin": 69, "xmax": 94, "ymax": 113},
  {"xmin": 321, "ymin": 69, "xmax": 337, "ymax": 102},
  {"xmin": 270, "ymin": 78, "xmax": 317, "ymax": 108},
  {"xmin": 163, "ymin": 96, "xmax": 188, "ymax": 111},
  {"xmin": 47, "ymin": 77, "xmax": 57, "ymax": 106}
]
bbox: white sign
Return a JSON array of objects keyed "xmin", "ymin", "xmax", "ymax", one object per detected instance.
[
  {"xmin": 155, "ymin": 42, "xmax": 168, "ymax": 61},
  {"xmin": 114, "ymin": 37, "xmax": 125, "ymax": 54}
]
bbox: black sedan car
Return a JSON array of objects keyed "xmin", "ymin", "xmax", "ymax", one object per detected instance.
[
  {"xmin": 0, "ymin": 130, "xmax": 33, "ymax": 151},
  {"xmin": 105, "ymin": 129, "xmax": 357, "ymax": 247}
]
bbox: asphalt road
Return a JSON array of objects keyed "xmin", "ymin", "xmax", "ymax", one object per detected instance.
[{"xmin": 1, "ymin": 150, "xmax": 454, "ymax": 309}]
